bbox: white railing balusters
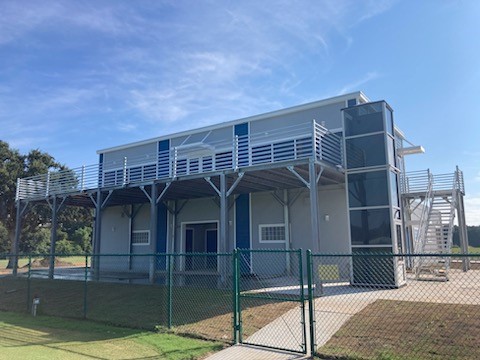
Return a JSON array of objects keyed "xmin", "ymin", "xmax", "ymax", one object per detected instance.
[{"xmin": 17, "ymin": 121, "xmax": 348, "ymax": 200}]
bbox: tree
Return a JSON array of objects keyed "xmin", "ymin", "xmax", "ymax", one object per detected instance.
[{"xmin": 0, "ymin": 141, "xmax": 93, "ymax": 263}]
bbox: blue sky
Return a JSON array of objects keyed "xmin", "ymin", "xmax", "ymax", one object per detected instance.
[{"xmin": 1, "ymin": 0, "xmax": 479, "ymax": 224}]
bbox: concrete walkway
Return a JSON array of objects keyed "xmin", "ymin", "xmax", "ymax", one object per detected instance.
[{"xmin": 205, "ymin": 344, "xmax": 310, "ymax": 360}]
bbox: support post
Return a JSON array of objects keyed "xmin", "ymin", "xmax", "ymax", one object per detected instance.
[
  {"xmin": 309, "ymin": 161, "xmax": 320, "ymax": 253},
  {"xmin": 12, "ymin": 201, "xmax": 22, "ymax": 276},
  {"xmin": 306, "ymin": 250, "xmax": 316, "ymax": 356},
  {"xmin": 93, "ymin": 190, "xmax": 103, "ymax": 280},
  {"xmin": 457, "ymin": 192, "xmax": 470, "ymax": 271},
  {"xmin": 219, "ymin": 174, "xmax": 228, "ymax": 283},
  {"xmin": 149, "ymin": 184, "xmax": 158, "ymax": 283},
  {"xmin": 49, "ymin": 196, "xmax": 58, "ymax": 279}
]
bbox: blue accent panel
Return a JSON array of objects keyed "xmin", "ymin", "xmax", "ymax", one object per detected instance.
[
  {"xmin": 234, "ymin": 123, "xmax": 249, "ymax": 167},
  {"xmin": 158, "ymin": 139, "xmax": 170, "ymax": 178},
  {"xmin": 158, "ymin": 139, "xmax": 170, "ymax": 151},
  {"xmin": 156, "ymin": 202, "xmax": 168, "ymax": 270},
  {"xmin": 235, "ymin": 194, "xmax": 251, "ymax": 273},
  {"xmin": 347, "ymin": 98, "xmax": 357, "ymax": 107},
  {"xmin": 234, "ymin": 123, "xmax": 248, "ymax": 136},
  {"xmin": 98, "ymin": 153, "xmax": 104, "ymax": 187}
]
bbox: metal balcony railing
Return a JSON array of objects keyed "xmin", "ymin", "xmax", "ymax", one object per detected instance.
[
  {"xmin": 16, "ymin": 121, "xmax": 343, "ymax": 201},
  {"xmin": 400, "ymin": 168, "xmax": 465, "ymax": 195}
]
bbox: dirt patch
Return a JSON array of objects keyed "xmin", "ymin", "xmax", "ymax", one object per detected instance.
[
  {"xmin": 173, "ymin": 300, "xmax": 298, "ymax": 342},
  {"xmin": 22, "ymin": 258, "xmax": 72, "ymax": 268},
  {"xmin": 318, "ymin": 299, "xmax": 480, "ymax": 360}
]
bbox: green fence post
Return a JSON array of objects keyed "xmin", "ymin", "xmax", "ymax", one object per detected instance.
[
  {"xmin": 232, "ymin": 249, "xmax": 239, "ymax": 344},
  {"xmin": 298, "ymin": 249, "xmax": 307, "ymax": 354},
  {"xmin": 83, "ymin": 254, "xmax": 88, "ymax": 319},
  {"xmin": 167, "ymin": 254, "xmax": 173, "ymax": 329},
  {"xmin": 306, "ymin": 250, "xmax": 315, "ymax": 356},
  {"xmin": 27, "ymin": 254, "xmax": 31, "ymax": 313}
]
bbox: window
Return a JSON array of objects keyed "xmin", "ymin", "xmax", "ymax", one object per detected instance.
[
  {"xmin": 344, "ymin": 103, "xmax": 384, "ymax": 137},
  {"xmin": 132, "ymin": 230, "xmax": 150, "ymax": 245},
  {"xmin": 390, "ymin": 171, "xmax": 400, "ymax": 208},
  {"xmin": 348, "ymin": 170, "xmax": 389, "ymax": 208},
  {"xmin": 259, "ymin": 224, "xmax": 286, "ymax": 243},
  {"xmin": 350, "ymin": 208, "xmax": 392, "ymax": 246},
  {"xmin": 346, "ymin": 134, "xmax": 386, "ymax": 169}
]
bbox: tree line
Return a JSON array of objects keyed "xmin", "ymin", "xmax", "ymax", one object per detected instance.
[{"xmin": 0, "ymin": 140, "xmax": 92, "ymax": 255}]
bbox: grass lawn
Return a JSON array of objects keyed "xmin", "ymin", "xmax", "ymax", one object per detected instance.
[
  {"xmin": 451, "ymin": 245, "xmax": 480, "ymax": 255},
  {"xmin": 0, "ymin": 310, "xmax": 222, "ymax": 360},
  {"xmin": 317, "ymin": 299, "xmax": 480, "ymax": 360},
  {"xmin": 0, "ymin": 276, "xmax": 297, "ymax": 343}
]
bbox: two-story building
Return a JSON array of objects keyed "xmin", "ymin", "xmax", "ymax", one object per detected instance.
[{"xmin": 14, "ymin": 91, "xmax": 470, "ymax": 286}]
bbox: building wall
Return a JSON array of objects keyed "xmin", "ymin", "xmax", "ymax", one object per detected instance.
[
  {"xmin": 98, "ymin": 97, "xmax": 355, "ymax": 171},
  {"xmin": 98, "ymin": 188, "xmax": 350, "ymax": 275},
  {"xmin": 99, "ymin": 206, "xmax": 130, "ymax": 271},
  {"xmin": 103, "ymin": 143, "xmax": 157, "ymax": 170}
]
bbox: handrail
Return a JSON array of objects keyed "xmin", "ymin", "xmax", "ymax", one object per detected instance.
[
  {"xmin": 16, "ymin": 121, "xmax": 343, "ymax": 201},
  {"xmin": 401, "ymin": 169, "xmax": 465, "ymax": 194}
]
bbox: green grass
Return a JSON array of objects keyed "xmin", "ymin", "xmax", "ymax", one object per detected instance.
[
  {"xmin": 0, "ymin": 276, "xmax": 296, "ymax": 342},
  {"xmin": 0, "ymin": 310, "xmax": 222, "ymax": 359},
  {"xmin": 317, "ymin": 300, "xmax": 480, "ymax": 360},
  {"xmin": 451, "ymin": 245, "xmax": 480, "ymax": 254}
]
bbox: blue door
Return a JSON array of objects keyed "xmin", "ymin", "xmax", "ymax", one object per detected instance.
[
  {"xmin": 206, "ymin": 229, "xmax": 217, "ymax": 270},
  {"xmin": 185, "ymin": 228, "xmax": 194, "ymax": 270}
]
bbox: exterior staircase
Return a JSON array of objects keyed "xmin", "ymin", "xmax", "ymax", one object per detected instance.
[
  {"xmin": 415, "ymin": 192, "xmax": 456, "ymax": 280},
  {"xmin": 402, "ymin": 169, "xmax": 464, "ymax": 281}
]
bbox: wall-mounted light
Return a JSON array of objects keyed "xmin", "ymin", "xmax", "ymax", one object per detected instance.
[{"xmin": 324, "ymin": 214, "xmax": 330, "ymax": 222}]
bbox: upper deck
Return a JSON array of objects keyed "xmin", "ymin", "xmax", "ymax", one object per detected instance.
[{"xmin": 16, "ymin": 120, "xmax": 344, "ymax": 202}]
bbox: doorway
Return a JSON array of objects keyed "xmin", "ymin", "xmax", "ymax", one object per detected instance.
[{"xmin": 183, "ymin": 222, "xmax": 218, "ymax": 271}]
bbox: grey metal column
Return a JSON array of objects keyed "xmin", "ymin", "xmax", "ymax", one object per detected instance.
[
  {"xmin": 220, "ymin": 174, "xmax": 228, "ymax": 253},
  {"xmin": 49, "ymin": 197, "xmax": 58, "ymax": 279},
  {"xmin": 309, "ymin": 161, "xmax": 320, "ymax": 253},
  {"xmin": 93, "ymin": 190, "xmax": 103, "ymax": 280},
  {"xmin": 149, "ymin": 184, "xmax": 158, "ymax": 283},
  {"xmin": 457, "ymin": 192, "xmax": 470, "ymax": 271},
  {"xmin": 219, "ymin": 173, "xmax": 228, "ymax": 283},
  {"xmin": 12, "ymin": 201, "xmax": 22, "ymax": 276}
]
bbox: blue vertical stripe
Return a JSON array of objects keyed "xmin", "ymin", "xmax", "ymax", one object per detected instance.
[
  {"xmin": 156, "ymin": 202, "xmax": 168, "ymax": 270},
  {"xmin": 158, "ymin": 139, "xmax": 170, "ymax": 178},
  {"xmin": 235, "ymin": 194, "xmax": 251, "ymax": 273},
  {"xmin": 234, "ymin": 123, "xmax": 249, "ymax": 167},
  {"xmin": 98, "ymin": 153, "xmax": 104, "ymax": 187}
]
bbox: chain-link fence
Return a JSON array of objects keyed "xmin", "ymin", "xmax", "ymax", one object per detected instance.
[
  {"xmin": 236, "ymin": 249, "xmax": 307, "ymax": 354},
  {"xmin": 2, "ymin": 251, "xmax": 480, "ymax": 358},
  {"xmin": 307, "ymin": 252, "xmax": 480, "ymax": 359},
  {"xmin": 0, "ymin": 253, "xmax": 234, "ymax": 343}
]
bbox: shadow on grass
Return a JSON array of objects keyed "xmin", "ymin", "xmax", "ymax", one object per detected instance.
[
  {"xmin": 0, "ymin": 310, "xmax": 223, "ymax": 360},
  {"xmin": 0, "ymin": 276, "xmax": 298, "ymax": 343}
]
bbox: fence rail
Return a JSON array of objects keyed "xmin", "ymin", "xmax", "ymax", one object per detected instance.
[{"xmin": 16, "ymin": 121, "xmax": 343, "ymax": 201}]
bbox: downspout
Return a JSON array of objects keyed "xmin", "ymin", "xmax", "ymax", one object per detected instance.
[{"xmin": 283, "ymin": 189, "xmax": 291, "ymax": 274}]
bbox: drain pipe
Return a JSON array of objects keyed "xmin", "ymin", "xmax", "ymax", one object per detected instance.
[{"xmin": 284, "ymin": 189, "xmax": 291, "ymax": 274}]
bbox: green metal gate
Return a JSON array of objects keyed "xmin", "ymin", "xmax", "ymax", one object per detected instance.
[{"xmin": 233, "ymin": 249, "xmax": 307, "ymax": 354}]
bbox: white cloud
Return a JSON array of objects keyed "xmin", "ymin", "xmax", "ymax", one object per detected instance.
[
  {"xmin": 338, "ymin": 72, "xmax": 380, "ymax": 95},
  {"xmin": 0, "ymin": 0, "xmax": 397, "ymax": 158}
]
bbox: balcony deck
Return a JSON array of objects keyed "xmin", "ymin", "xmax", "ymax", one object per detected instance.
[{"xmin": 16, "ymin": 121, "xmax": 345, "ymax": 206}]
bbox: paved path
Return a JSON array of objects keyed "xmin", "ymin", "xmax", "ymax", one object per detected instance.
[
  {"xmin": 205, "ymin": 344, "xmax": 310, "ymax": 360},
  {"xmin": 206, "ymin": 269, "xmax": 480, "ymax": 359}
]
